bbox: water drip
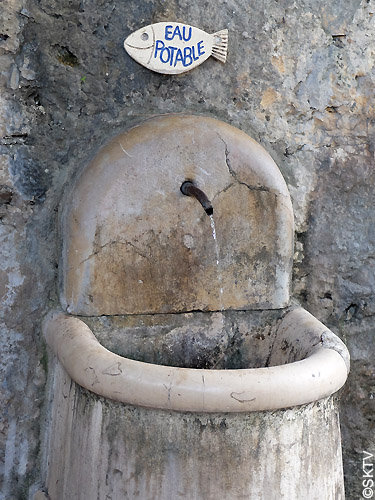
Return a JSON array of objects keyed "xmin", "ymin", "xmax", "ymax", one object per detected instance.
[{"xmin": 210, "ymin": 214, "xmax": 224, "ymax": 311}]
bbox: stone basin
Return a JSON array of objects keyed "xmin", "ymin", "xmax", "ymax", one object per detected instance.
[
  {"xmin": 42, "ymin": 307, "xmax": 349, "ymax": 498},
  {"xmin": 43, "ymin": 306, "xmax": 349, "ymax": 413}
]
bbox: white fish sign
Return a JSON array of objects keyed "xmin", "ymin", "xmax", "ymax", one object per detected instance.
[{"xmin": 124, "ymin": 22, "xmax": 228, "ymax": 75}]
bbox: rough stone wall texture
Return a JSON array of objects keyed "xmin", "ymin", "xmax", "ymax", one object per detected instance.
[{"xmin": 0, "ymin": 0, "xmax": 373, "ymax": 498}]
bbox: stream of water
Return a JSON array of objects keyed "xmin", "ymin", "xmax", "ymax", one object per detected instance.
[{"xmin": 209, "ymin": 215, "xmax": 224, "ymax": 311}]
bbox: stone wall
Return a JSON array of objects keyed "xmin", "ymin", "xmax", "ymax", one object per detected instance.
[{"xmin": 0, "ymin": 0, "xmax": 374, "ymax": 498}]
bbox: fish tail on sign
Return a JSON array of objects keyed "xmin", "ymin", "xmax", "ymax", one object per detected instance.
[{"xmin": 211, "ymin": 29, "xmax": 228, "ymax": 63}]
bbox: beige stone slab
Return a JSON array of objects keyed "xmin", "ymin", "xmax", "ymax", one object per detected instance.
[{"xmin": 61, "ymin": 115, "xmax": 294, "ymax": 315}]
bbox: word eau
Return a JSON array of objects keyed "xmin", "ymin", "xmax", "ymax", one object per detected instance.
[
  {"xmin": 165, "ymin": 24, "xmax": 192, "ymax": 42},
  {"xmin": 362, "ymin": 451, "xmax": 374, "ymax": 499}
]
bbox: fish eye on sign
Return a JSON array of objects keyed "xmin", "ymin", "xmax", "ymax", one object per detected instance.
[{"xmin": 124, "ymin": 22, "xmax": 228, "ymax": 75}]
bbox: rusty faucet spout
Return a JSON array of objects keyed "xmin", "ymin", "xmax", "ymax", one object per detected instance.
[{"xmin": 180, "ymin": 181, "xmax": 213, "ymax": 216}]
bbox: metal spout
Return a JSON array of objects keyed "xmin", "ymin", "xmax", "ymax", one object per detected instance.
[{"xmin": 180, "ymin": 181, "xmax": 213, "ymax": 216}]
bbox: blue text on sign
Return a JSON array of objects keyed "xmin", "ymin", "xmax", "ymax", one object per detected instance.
[
  {"xmin": 165, "ymin": 25, "xmax": 192, "ymax": 42},
  {"xmin": 154, "ymin": 39, "xmax": 205, "ymax": 67}
]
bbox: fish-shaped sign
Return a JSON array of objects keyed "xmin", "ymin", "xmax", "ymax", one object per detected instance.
[{"xmin": 124, "ymin": 22, "xmax": 228, "ymax": 75}]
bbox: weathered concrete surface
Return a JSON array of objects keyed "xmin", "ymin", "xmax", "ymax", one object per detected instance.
[
  {"xmin": 43, "ymin": 358, "xmax": 345, "ymax": 499},
  {"xmin": 0, "ymin": 0, "xmax": 374, "ymax": 497},
  {"xmin": 62, "ymin": 115, "xmax": 293, "ymax": 315}
]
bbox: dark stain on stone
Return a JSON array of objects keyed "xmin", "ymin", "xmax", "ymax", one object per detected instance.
[
  {"xmin": 0, "ymin": 186, "xmax": 13, "ymax": 205},
  {"xmin": 255, "ymin": 332, "xmax": 265, "ymax": 340},
  {"xmin": 344, "ymin": 303, "xmax": 358, "ymax": 321},
  {"xmin": 325, "ymin": 106, "xmax": 339, "ymax": 113},
  {"xmin": 55, "ymin": 45, "xmax": 79, "ymax": 67},
  {"xmin": 332, "ymin": 34, "xmax": 346, "ymax": 48},
  {"xmin": 9, "ymin": 152, "xmax": 50, "ymax": 202},
  {"xmin": 281, "ymin": 339, "xmax": 289, "ymax": 351}
]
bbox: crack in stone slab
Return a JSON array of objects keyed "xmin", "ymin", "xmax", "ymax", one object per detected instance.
[
  {"xmin": 102, "ymin": 362, "xmax": 123, "ymax": 376},
  {"xmin": 79, "ymin": 239, "xmax": 150, "ymax": 266},
  {"xmin": 216, "ymin": 133, "xmax": 270, "ymax": 193},
  {"xmin": 163, "ymin": 382, "xmax": 172, "ymax": 403},
  {"xmin": 85, "ymin": 366, "xmax": 99, "ymax": 386},
  {"xmin": 212, "ymin": 182, "xmax": 236, "ymax": 201},
  {"xmin": 230, "ymin": 391, "xmax": 256, "ymax": 403}
]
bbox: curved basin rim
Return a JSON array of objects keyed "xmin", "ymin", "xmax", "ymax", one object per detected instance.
[{"xmin": 43, "ymin": 311, "xmax": 349, "ymax": 413}]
